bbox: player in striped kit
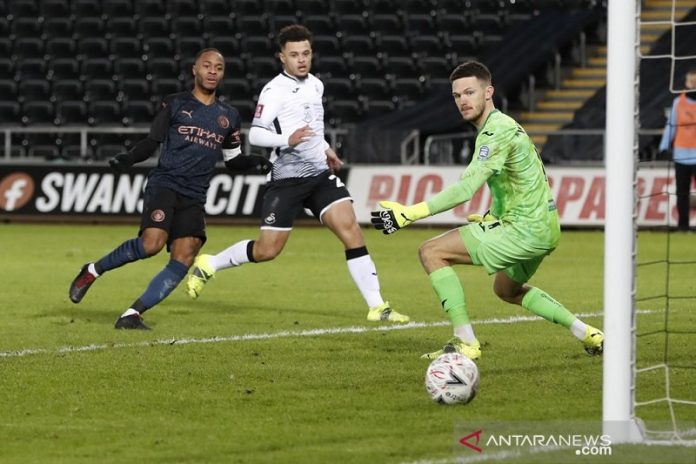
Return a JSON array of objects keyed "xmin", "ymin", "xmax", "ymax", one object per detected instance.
[{"xmin": 187, "ymin": 26, "xmax": 409, "ymax": 323}]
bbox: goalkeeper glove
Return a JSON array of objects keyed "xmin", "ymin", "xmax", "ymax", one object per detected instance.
[
  {"xmin": 108, "ymin": 153, "xmax": 134, "ymax": 173},
  {"xmin": 467, "ymin": 210, "xmax": 497, "ymax": 223},
  {"xmin": 225, "ymin": 155, "xmax": 273, "ymax": 174},
  {"xmin": 371, "ymin": 201, "xmax": 430, "ymax": 235}
]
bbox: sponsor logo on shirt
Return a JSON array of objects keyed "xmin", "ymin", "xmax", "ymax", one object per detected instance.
[
  {"xmin": 477, "ymin": 145, "xmax": 490, "ymax": 161},
  {"xmin": 254, "ymin": 104, "xmax": 264, "ymax": 118}
]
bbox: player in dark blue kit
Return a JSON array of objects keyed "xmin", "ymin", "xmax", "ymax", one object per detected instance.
[{"xmin": 68, "ymin": 48, "xmax": 271, "ymax": 329}]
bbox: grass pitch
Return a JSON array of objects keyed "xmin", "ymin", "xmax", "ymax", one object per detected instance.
[{"xmin": 0, "ymin": 224, "xmax": 694, "ymax": 464}]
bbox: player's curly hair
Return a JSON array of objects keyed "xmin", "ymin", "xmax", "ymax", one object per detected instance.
[
  {"xmin": 449, "ymin": 61, "xmax": 492, "ymax": 85},
  {"xmin": 277, "ymin": 25, "xmax": 313, "ymax": 50}
]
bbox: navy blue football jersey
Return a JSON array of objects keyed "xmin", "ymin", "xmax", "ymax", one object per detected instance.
[{"xmin": 146, "ymin": 91, "xmax": 242, "ymax": 202}]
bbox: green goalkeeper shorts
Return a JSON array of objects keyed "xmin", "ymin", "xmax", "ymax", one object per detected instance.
[{"xmin": 459, "ymin": 220, "xmax": 554, "ymax": 284}]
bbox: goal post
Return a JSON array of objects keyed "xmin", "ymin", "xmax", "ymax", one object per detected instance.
[{"xmin": 602, "ymin": 0, "xmax": 645, "ymax": 443}]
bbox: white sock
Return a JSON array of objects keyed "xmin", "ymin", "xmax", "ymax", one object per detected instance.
[
  {"xmin": 210, "ymin": 240, "xmax": 252, "ymax": 271},
  {"xmin": 454, "ymin": 324, "xmax": 477, "ymax": 343},
  {"xmin": 88, "ymin": 262, "xmax": 100, "ymax": 277},
  {"xmin": 571, "ymin": 319, "xmax": 588, "ymax": 340},
  {"xmin": 120, "ymin": 308, "xmax": 139, "ymax": 318},
  {"xmin": 346, "ymin": 254, "xmax": 384, "ymax": 309}
]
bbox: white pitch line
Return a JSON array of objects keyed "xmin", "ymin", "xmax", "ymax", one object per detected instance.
[{"xmin": 0, "ymin": 310, "xmax": 656, "ymax": 359}]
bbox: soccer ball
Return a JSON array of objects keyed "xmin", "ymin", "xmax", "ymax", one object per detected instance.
[{"xmin": 425, "ymin": 352, "xmax": 480, "ymax": 405}]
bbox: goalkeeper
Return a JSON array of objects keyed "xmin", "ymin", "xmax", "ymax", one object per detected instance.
[{"xmin": 371, "ymin": 61, "xmax": 604, "ymax": 360}]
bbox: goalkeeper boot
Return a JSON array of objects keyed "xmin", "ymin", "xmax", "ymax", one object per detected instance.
[
  {"xmin": 421, "ymin": 337, "xmax": 481, "ymax": 361},
  {"xmin": 367, "ymin": 302, "xmax": 410, "ymax": 323},
  {"xmin": 114, "ymin": 312, "xmax": 151, "ymax": 330},
  {"xmin": 69, "ymin": 263, "xmax": 98, "ymax": 304},
  {"xmin": 582, "ymin": 326, "xmax": 604, "ymax": 356},
  {"xmin": 187, "ymin": 254, "xmax": 215, "ymax": 299}
]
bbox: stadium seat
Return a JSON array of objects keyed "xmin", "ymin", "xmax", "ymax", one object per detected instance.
[
  {"xmin": 337, "ymin": 15, "xmax": 370, "ymax": 36},
  {"xmin": 419, "ymin": 56, "xmax": 451, "ymax": 81},
  {"xmin": 115, "ymin": 58, "xmax": 147, "ymax": 80},
  {"xmin": 371, "ymin": 14, "xmax": 403, "ymax": 35},
  {"xmin": 224, "ymin": 57, "xmax": 247, "ymax": 76},
  {"xmin": 111, "ymin": 37, "xmax": 142, "ymax": 59},
  {"xmin": 273, "ymin": 15, "xmax": 300, "ymax": 31},
  {"xmin": 13, "ymin": 38, "xmax": 44, "ymax": 59},
  {"xmin": 17, "ymin": 59, "xmax": 47, "ymax": 79},
  {"xmin": 46, "ymin": 38, "xmax": 76, "ymax": 59},
  {"xmin": 19, "ymin": 79, "xmax": 51, "ymax": 103},
  {"xmin": 77, "ymin": 38, "xmax": 109, "ymax": 59},
  {"xmin": 473, "ymin": 12, "xmax": 505, "ymax": 35},
  {"xmin": 123, "ymin": 100, "xmax": 155, "ymax": 125},
  {"xmin": 303, "ymin": 15, "xmax": 335, "ymax": 35},
  {"xmin": 324, "ymin": 77, "xmax": 356, "ymax": 100},
  {"xmin": 327, "ymin": 100, "xmax": 362, "ymax": 125},
  {"xmin": 40, "ymin": 0, "xmax": 70, "ymax": 17},
  {"xmin": 72, "ymin": 0, "xmax": 101, "ymax": 16},
  {"xmin": 22, "ymin": 101, "xmax": 56, "ymax": 125},
  {"xmin": 312, "ymin": 35, "xmax": 341, "ymax": 57},
  {"xmin": 44, "ymin": 18, "xmax": 73, "ymax": 38},
  {"xmin": 57, "ymin": 100, "xmax": 88, "ymax": 125},
  {"xmin": 368, "ymin": 0, "xmax": 397, "ymax": 14},
  {"xmin": 357, "ymin": 77, "xmax": 390, "ymax": 99},
  {"xmin": 0, "ymin": 80, "xmax": 17, "ymax": 102},
  {"xmin": 405, "ymin": 14, "xmax": 437, "ymax": 35},
  {"xmin": 379, "ymin": 35, "xmax": 411, "ymax": 58},
  {"xmin": 11, "ymin": 17, "xmax": 42, "ymax": 38},
  {"xmin": 0, "ymin": 18, "xmax": 8, "ymax": 38},
  {"xmin": 51, "ymin": 59, "xmax": 80, "ymax": 80},
  {"xmin": 351, "ymin": 56, "xmax": 382, "ymax": 79},
  {"xmin": 365, "ymin": 99, "xmax": 396, "ymax": 116},
  {"xmin": 0, "ymin": 58, "xmax": 14, "ymax": 79},
  {"xmin": 315, "ymin": 56, "xmax": 347, "ymax": 78},
  {"xmin": 176, "ymin": 37, "xmax": 206, "ymax": 57},
  {"xmin": 80, "ymin": 58, "xmax": 114, "ymax": 80},
  {"xmin": 63, "ymin": 144, "xmax": 92, "ymax": 160},
  {"xmin": 52, "ymin": 79, "xmax": 84, "ymax": 102},
  {"xmin": 402, "ymin": 0, "xmax": 435, "ymax": 14},
  {"xmin": 209, "ymin": 36, "xmax": 241, "ymax": 58},
  {"xmin": 0, "ymin": 38, "xmax": 10, "ymax": 56},
  {"xmin": 266, "ymin": 0, "xmax": 295, "ymax": 15},
  {"xmin": 383, "ymin": 57, "xmax": 420, "ymax": 79},
  {"xmin": 0, "ymin": 102, "xmax": 21, "ymax": 124},
  {"xmin": 95, "ymin": 144, "xmax": 126, "ymax": 160},
  {"xmin": 220, "ymin": 78, "xmax": 251, "ymax": 99},
  {"xmin": 169, "ymin": 0, "xmax": 198, "ymax": 16},
  {"xmin": 139, "ymin": 17, "xmax": 170, "ymax": 38},
  {"xmin": 241, "ymin": 37, "xmax": 274, "ymax": 56},
  {"xmin": 119, "ymin": 78, "xmax": 150, "ymax": 101},
  {"xmin": 393, "ymin": 77, "xmax": 424, "ymax": 100},
  {"xmin": 411, "ymin": 36, "xmax": 443, "ymax": 56},
  {"xmin": 232, "ymin": 0, "xmax": 266, "ymax": 15},
  {"xmin": 9, "ymin": 0, "xmax": 39, "ymax": 18},
  {"xmin": 237, "ymin": 16, "xmax": 269, "ymax": 36},
  {"xmin": 151, "ymin": 79, "xmax": 182, "ymax": 99},
  {"xmin": 332, "ymin": 0, "xmax": 366, "ymax": 15},
  {"xmin": 172, "ymin": 17, "xmax": 202, "ymax": 37},
  {"xmin": 88, "ymin": 101, "xmax": 122, "ymax": 126},
  {"xmin": 74, "ymin": 17, "xmax": 105, "ymax": 38},
  {"xmin": 248, "ymin": 57, "xmax": 280, "ymax": 80},
  {"xmin": 136, "ymin": 0, "xmax": 166, "ymax": 17},
  {"xmin": 201, "ymin": 0, "xmax": 229, "ymax": 16},
  {"xmin": 103, "ymin": 0, "xmax": 133, "ymax": 17},
  {"xmin": 343, "ymin": 35, "xmax": 375, "ymax": 56},
  {"xmin": 445, "ymin": 34, "xmax": 479, "ymax": 56},
  {"xmin": 148, "ymin": 58, "xmax": 179, "ymax": 80},
  {"xmin": 85, "ymin": 79, "xmax": 118, "ymax": 101},
  {"xmin": 106, "ymin": 18, "xmax": 138, "ymax": 36},
  {"xmin": 205, "ymin": 17, "xmax": 236, "ymax": 39},
  {"xmin": 144, "ymin": 37, "xmax": 174, "ymax": 59},
  {"xmin": 29, "ymin": 145, "xmax": 61, "ymax": 161},
  {"xmin": 438, "ymin": 14, "xmax": 469, "ymax": 36},
  {"xmin": 226, "ymin": 99, "xmax": 255, "ymax": 121}
]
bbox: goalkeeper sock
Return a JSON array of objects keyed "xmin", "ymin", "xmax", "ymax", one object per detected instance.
[
  {"xmin": 95, "ymin": 237, "xmax": 147, "ymax": 274},
  {"xmin": 210, "ymin": 240, "xmax": 254, "ymax": 271},
  {"xmin": 131, "ymin": 259, "xmax": 188, "ymax": 313},
  {"xmin": 521, "ymin": 287, "xmax": 577, "ymax": 330},
  {"xmin": 346, "ymin": 247, "xmax": 383, "ymax": 308},
  {"xmin": 429, "ymin": 267, "xmax": 476, "ymax": 342}
]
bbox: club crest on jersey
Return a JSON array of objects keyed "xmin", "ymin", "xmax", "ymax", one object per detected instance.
[
  {"xmin": 264, "ymin": 213, "xmax": 276, "ymax": 225},
  {"xmin": 151, "ymin": 209, "xmax": 165, "ymax": 222},
  {"xmin": 477, "ymin": 145, "xmax": 490, "ymax": 161},
  {"xmin": 217, "ymin": 115, "xmax": 229, "ymax": 129},
  {"xmin": 254, "ymin": 104, "xmax": 264, "ymax": 118},
  {"xmin": 302, "ymin": 103, "xmax": 312, "ymax": 123}
]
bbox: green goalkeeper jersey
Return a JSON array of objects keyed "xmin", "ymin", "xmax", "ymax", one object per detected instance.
[{"xmin": 426, "ymin": 109, "xmax": 560, "ymax": 249}]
